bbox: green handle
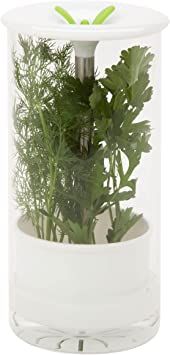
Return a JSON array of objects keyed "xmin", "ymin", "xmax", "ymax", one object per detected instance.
[
  {"xmin": 92, "ymin": 5, "xmax": 116, "ymax": 25},
  {"xmin": 54, "ymin": 6, "xmax": 76, "ymax": 24},
  {"xmin": 80, "ymin": 19, "xmax": 90, "ymax": 25},
  {"xmin": 54, "ymin": 5, "xmax": 116, "ymax": 25}
]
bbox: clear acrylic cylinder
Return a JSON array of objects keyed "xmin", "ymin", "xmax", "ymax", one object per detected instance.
[{"xmin": 2, "ymin": 1, "xmax": 169, "ymax": 353}]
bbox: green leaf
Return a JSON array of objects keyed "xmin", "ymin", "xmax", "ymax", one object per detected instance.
[
  {"xmin": 123, "ymin": 120, "xmax": 151, "ymax": 134},
  {"xmin": 126, "ymin": 179, "xmax": 137, "ymax": 192},
  {"xmin": 128, "ymin": 73, "xmax": 153, "ymax": 107},
  {"xmin": 113, "ymin": 190, "xmax": 135, "ymax": 202},
  {"xmin": 113, "ymin": 91, "xmax": 126, "ymax": 111},
  {"xmin": 101, "ymin": 70, "xmax": 125, "ymax": 93},
  {"xmin": 54, "ymin": 218, "xmax": 75, "ymax": 240},
  {"xmin": 67, "ymin": 220, "xmax": 91, "ymax": 244},
  {"xmin": 39, "ymin": 209, "xmax": 49, "ymax": 217},
  {"xmin": 120, "ymin": 46, "xmax": 154, "ymax": 85},
  {"xmin": 89, "ymin": 84, "xmax": 110, "ymax": 117},
  {"xmin": 107, "ymin": 209, "xmax": 142, "ymax": 243},
  {"xmin": 90, "ymin": 84, "xmax": 103, "ymax": 108}
]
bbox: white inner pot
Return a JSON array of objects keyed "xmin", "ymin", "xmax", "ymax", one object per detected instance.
[{"xmin": 14, "ymin": 215, "xmax": 157, "ymax": 332}]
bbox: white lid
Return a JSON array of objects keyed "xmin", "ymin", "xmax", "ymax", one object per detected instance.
[{"xmin": 2, "ymin": 1, "xmax": 169, "ymax": 41}]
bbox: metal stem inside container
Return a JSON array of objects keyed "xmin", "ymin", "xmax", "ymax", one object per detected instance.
[
  {"xmin": 75, "ymin": 55, "xmax": 94, "ymax": 153},
  {"xmin": 75, "ymin": 56, "xmax": 94, "ymax": 82}
]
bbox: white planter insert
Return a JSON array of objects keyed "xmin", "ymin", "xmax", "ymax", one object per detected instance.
[{"xmin": 12, "ymin": 216, "xmax": 159, "ymax": 352}]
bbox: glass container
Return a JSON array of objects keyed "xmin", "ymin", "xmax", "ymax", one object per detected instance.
[{"xmin": 2, "ymin": 1, "xmax": 169, "ymax": 353}]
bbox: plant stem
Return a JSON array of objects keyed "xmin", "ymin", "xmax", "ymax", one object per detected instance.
[
  {"xmin": 107, "ymin": 152, "xmax": 114, "ymax": 225},
  {"xmin": 113, "ymin": 148, "xmax": 120, "ymax": 220},
  {"xmin": 35, "ymin": 224, "xmax": 41, "ymax": 239},
  {"xmin": 92, "ymin": 232, "xmax": 96, "ymax": 244},
  {"xmin": 37, "ymin": 106, "xmax": 63, "ymax": 241},
  {"xmin": 59, "ymin": 232, "xmax": 65, "ymax": 243},
  {"xmin": 41, "ymin": 214, "xmax": 44, "ymax": 239}
]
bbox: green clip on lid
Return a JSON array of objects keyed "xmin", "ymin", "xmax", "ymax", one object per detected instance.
[{"xmin": 54, "ymin": 4, "xmax": 116, "ymax": 25}]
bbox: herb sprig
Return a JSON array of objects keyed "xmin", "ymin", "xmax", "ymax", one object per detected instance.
[{"xmin": 14, "ymin": 37, "xmax": 154, "ymax": 243}]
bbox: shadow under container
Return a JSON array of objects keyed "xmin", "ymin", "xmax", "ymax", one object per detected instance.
[{"xmin": 2, "ymin": 1, "xmax": 169, "ymax": 353}]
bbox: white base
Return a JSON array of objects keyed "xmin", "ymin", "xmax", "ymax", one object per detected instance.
[
  {"xmin": 10, "ymin": 216, "xmax": 160, "ymax": 352},
  {"xmin": 13, "ymin": 217, "xmax": 159, "ymax": 329}
]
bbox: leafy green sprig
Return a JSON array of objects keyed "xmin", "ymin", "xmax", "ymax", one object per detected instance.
[{"xmin": 90, "ymin": 46, "xmax": 153, "ymax": 242}]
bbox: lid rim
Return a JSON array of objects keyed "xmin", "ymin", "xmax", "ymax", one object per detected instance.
[
  {"xmin": 2, "ymin": 22, "xmax": 169, "ymax": 41},
  {"xmin": 1, "ymin": 1, "xmax": 169, "ymax": 40}
]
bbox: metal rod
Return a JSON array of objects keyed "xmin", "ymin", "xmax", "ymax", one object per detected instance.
[
  {"xmin": 78, "ymin": 339, "xmax": 84, "ymax": 352},
  {"xmin": 75, "ymin": 53, "xmax": 95, "ymax": 226},
  {"xmin": 75, "ymin": 55, "xmax": 95, "ymax": 154},
  {"xmin": 75, "ymin": 56, "xmax": 94, "ymax": 82}
]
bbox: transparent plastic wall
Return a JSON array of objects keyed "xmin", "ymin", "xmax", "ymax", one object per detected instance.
[{"xmin": 8, "ymin": 30, "xmax": 161, "ymax": 353}]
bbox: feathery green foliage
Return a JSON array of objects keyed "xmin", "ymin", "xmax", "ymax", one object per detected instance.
[{"xmin": 13, "ymin": 37, "xmax": 154, "ymax": 243}]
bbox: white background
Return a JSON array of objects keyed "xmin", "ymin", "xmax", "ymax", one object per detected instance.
[{"xmin": 0, "ymin": 0, "xmax": 169, "ymax": 354}]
